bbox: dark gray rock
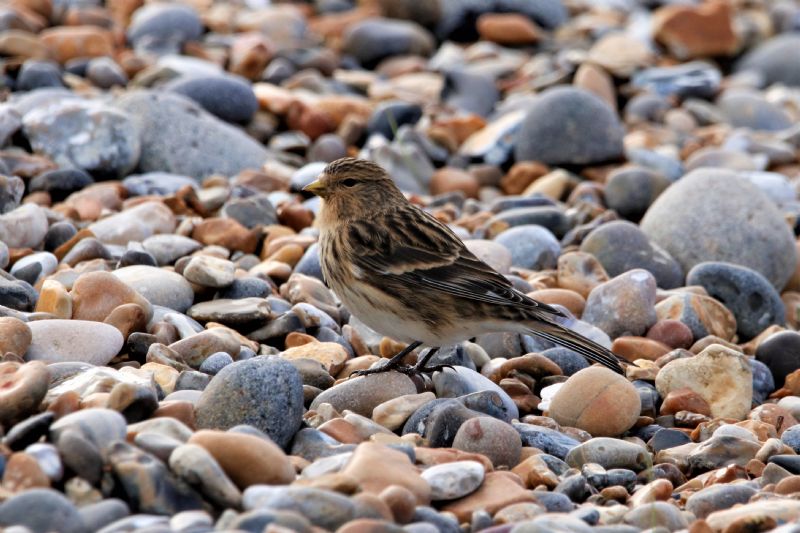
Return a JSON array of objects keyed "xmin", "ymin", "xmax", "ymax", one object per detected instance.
[
  {"xmin": 16, "ymin": 60, "xmax": 64, "ymax": 91},
  {"xmin": 195, "ymin": 356, "xmax": 304, "ymax": 448},
  {"xmin": 367, "ymin": 101, "xmax": 422, "ymax": 140},
  {"xmin": 687, "ymin": 261, "xmax": 785, "ymax": 339},
  {"xmin": 756, "ymin": 331, "xmax": 800, "ymax": 389},
  {"xmin": 442, "ymin": 69, "xmax": 498, "ymax": 117},
  {"xmin": 243, "ymin": 486, "xmax": 356, "ymax": 530},
  {"xmin": 685, "ymin": 484, "xmax": 757, "ymax": 520},
  {"xmin": 604, "ymin": 166, "xmax": 671, "ymax": 220},
  {"xmin": 127, "ymin": 3, "xmax": 203, "ymax": 54},
  {"xmin": 166, "ymin": 75, "xmax": 258, "ymax": 124},
  {"xmin": 514, "ymin": 87, "xmax": 624, "ymax": 166},
  {"xmin": 221, "ymin": 194, "xmax": 278, "ymax": 228},
  {"xmin": 343, "ymin": 18, "xmax": 434, "ymax": 68},
  {"xmin": 640, "ymin": 168, "xmax": 797, "ymax": 290},
  {"xmin": 28, "ymin": 168, "xmax": 93, "ymax": 202},
  {"xmin": 580, "ymin": 220, "xmax": 683, "ymax": 289}
]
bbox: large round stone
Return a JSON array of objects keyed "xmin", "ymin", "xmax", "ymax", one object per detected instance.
[
  {"xmin": 195, "ymin": 357, "xmax": 304, "ymax": 449},
  {"xmin": 548, "ymin": 366, "xmax": 641, "ymax": 437},
  {"xmin": 640, "ymin": 169, "xmax": 797, "ymax": 289},
  {"xmin": 735, "ymin": 33, "xmax": 800, "ymax": 87},
  {"xmin": 514, "ymin": 87, "xmax": 624, "ymax": 166}
]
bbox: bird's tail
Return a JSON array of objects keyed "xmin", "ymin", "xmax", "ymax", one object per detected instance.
[{"xmin": 525, "ymin": 320, "xmax": 627, "ymax": 375}]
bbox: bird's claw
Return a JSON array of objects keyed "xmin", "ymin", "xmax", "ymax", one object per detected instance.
[{"xmin": 351, "ymin": 362, "xmax": 453, "ymax": 378}]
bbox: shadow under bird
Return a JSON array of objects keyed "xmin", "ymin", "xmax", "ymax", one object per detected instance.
[{"xmin": 304, "ymin": 157, "xmax": 627, "ymax": 376}]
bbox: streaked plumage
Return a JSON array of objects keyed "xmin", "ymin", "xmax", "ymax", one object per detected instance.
[{"xmin": 304, "ymin": 157, "xmax": 625, "ymax": 375}]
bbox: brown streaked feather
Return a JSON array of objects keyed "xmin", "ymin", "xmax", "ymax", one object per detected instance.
[{"xmin": 348, "ymin": 204, "xmax": 566, "ymax": 318}]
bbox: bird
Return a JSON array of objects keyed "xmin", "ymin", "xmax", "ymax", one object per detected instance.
[{"xmin": 303, "ymin": 157, "xmax": 626, "ymax": 376}]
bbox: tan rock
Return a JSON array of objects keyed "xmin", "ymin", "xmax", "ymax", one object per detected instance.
[
  {"xmin": 573, "ymin": 63, "xmax": 617, "ymax": 113},
  {"xmin": 340, "ymin": 442, "xmax": 430, "ymax": 504},
  {"xmin": 283, "ymin": 342, "xmax": 349, "ymax": 375},
  {"xmin": 557, "ymin": 251, "xmax": 609, "ymax": 298},
  {"xmin": 660, "ymin": 387, "xmax": 712, "ymax": 416},
  {"xmin": 441, "ymin": 471, "xmax": 536, "ymax": 522},
  {"xmin": 0, "ymin": 317, "xmax": 32, "ymax": 357},
  {"xmin": 528, "ymin": 288, "xmax": 585, "ymax": 318},
  {"xmin": 192, "ymin": 218, "xmax": 259, "ymax": 254},
  {"xmin": 587, "ymin": 32, "xmax": 653, "ymax": 77},
  {"xmin": 71, "ymin": 271, "xmax": 152, "ymax": 323},
  {"xmin": 2, "ymin": 452, "xmax": 50, "ymax": 492},
  {"xmin": 188, "ymin": 429, "xmax": 295, "ymax": 489},
  {"xmin": 500, "ymin": 161, "xmax": 549, "ymax": 195},
  {"xmin": 548, "ymin": 366, "xmax": 641, "ymax": 437},
  {"xmin": 429, "ymin": 168, "xmax": 479, "ymax": 199},
  {"xmin": 34, "ymin": 279, "xmax": 72, "ymax": 319},
  {"xmin": 655, "ymin": 293, "xmax": 737, "ymax": 341},
  {"xmin": 372, "ymin": 392, "xmax": 436, "ymax": 431},
  {"xmin": 0, "ymin": 29, "xmax": 48, "ymax": 59},
  {"xmin": 656, "ymin": 344, "xmax": 752, "ymax": 420},
  {"xmin": 104, "ymin": 303, "xmax": 147, "ymax": 340}
]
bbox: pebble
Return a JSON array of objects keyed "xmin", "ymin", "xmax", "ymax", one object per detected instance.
[
  {"xmin": 514, "ymin": 87, "xmax": 624, "ymax": 166},
  {"xmin": 641, "ymin": 169, "xmax": 797, "ymax": 289},
  {"xmin": 311, "ymin": 371, "xmax": 418, "ymax": 417},
  {"xmin": 0, "ymin": 489, "xmax": 85, "ymax": 533},
  {"xmin": 494, "ymin": 225, "xmax": 560, "ymax": 270},
  {"xmin": 0, "ymin": 361, "xmax": 48, "ymax": 425},
  {"xmin": 582, "ymin": 269, "xmax": 657, "ymax": 338},
  {"xmin": 0, "ymin": 204, "xmax": 49, "ymax": 248},
  {"xmin": 452, "ymin": 416, "xmax": 522, "ymax": 469},
  {"xmin": 580, "ymin": 221, "xmax": 683, "ymax": 289},
  {"xmin": 166, "ymin": 75, "xmax": 258, "ymax": 124},
  {"xmin": 756, "ymin": 331, "xmax": 800, "ymax": 389},
  {"xmin": 182, "ymin": 255, "xmax": 235, "ymax": 288},
  {"xmin": 656, "ymin": 344, "xmax": 752, "ymax": 420},
  {"xmin": 548, "ymin": 367, "xmax": 641, "ymax": 437},
  {"xmin": 195, "ymin": 357, "xmax": 304, "ymax": 448},
  {"xmin": 566, "ymin": 438, "xmax": 650, "ymax": 471},
  {"xmin": 420, "ymin": 460, "xmax": 485, "ymax": 501},
  {"xmin": 113, "ymin": 265, "xmax": 195, "ymax": 312},
  {"xmin": 687, "ymin": 261, "xmax": 785, "ymax": 340},
  {"xmin": 26, "ymin": 320, "xmax": 123, "ymax": 365}
]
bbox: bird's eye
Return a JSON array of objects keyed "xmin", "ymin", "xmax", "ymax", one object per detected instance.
[{"xmin": 341, "ymin": 178, "xmax": 358, "ymax": 187}]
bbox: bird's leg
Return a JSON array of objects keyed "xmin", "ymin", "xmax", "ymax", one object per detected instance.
[
  {"xmin": 408, "ymin": 347, "xmax": 452, "ymax": 374},
  {"xmin": 351, "ymin": 340, "xmax": 423, "ymax": 377}
]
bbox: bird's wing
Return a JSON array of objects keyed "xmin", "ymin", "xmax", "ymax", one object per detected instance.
[{"xmin": 347, "ymin": 206, "xmax": 566, "ymax": 317}]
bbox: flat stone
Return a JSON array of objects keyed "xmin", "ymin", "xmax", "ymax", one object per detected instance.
[
  {"xmin": 420, "ymin": 460, "xmax": 484, "ymax": 501},
  {"xmin": 113, "ymin": 265, "xmax": 195, "ymax": 312},
  {"xmin": 26, "ymin": 320, "xmax": 123, "ymax": 365}
]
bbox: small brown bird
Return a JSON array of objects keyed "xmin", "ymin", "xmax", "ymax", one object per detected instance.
[{"xmin": 304, "ymin": 157, "xmax": 625, "ymax": 376}]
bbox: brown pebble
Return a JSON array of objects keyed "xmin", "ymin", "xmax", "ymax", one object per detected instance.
[
  {"xmin": 71, "ymin": 271, "xmax": 152, "ymax": 323},
  {"xmin": 476, "ymin": 13, "xmax": 541, "ymax": 45},
  {"xmin": 429, "ymin": 167, "xmax": 480, "ymax": 199},
  {"xmin": 152, "ymin": 401, "xmax": 196, "ymax": 430},
  {"xmin": 661, "ymin": 387, "xmax": 712, "ymax": 416},
  {"xmin": 1, "ymin": 452, "xmax": 50, "ymax": 491},
  {"xmin": 104, "ymin": 303, "xmax": 147, "ymax": 340},
  {"xmin": 0, "ymin": 317, "xmax": 32, "ymax": 357},
  {"xmin": 47, "ymin": 390, "xmax": 81, "ymax": 419},
  {"xmin": 611, "ymin": 336, "xmax": 672, "ymax": 362},
  {"xmin": 335, "ymin": 518, "xmax": 403, "ymax": 533},
  {"xmin": 527, "ymin": 288, "xmax": 585, "ymax": 318},
  {"xmin": 192, "ymin": 218, "xmax": 259, "ymax": 253},
  {"xmin": 34, "ymin": 280, "xmax": 73, "ymax": 319},
  {"xmin": 351, "ymin": 493, "xmax": 395, "ymax": 522},
  {"xmin": 318, "ymin": 418, "xmax": 364, "ymax": 444},
  {"xmin": 647, "ymin": 319, "xmax": 694, "ymax": 349},
  {"xmin": 557, "ymin": 251, "xmax": 609, "ymax": 298},
  {"xmin": 189, "ymin": 429, "xmax": 295, "ymax": 489},
  {"xmin": 0, "ymin": 361, "xmax": 49, "ymax": 425},
  {"xmin": 379, "ymin": 485, "xmax": 417, "ymax": 524}
]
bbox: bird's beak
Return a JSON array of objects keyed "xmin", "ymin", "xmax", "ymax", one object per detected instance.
[{"xmin": 303, "ymin": 178, "xmax": 326, "ymax": 196}]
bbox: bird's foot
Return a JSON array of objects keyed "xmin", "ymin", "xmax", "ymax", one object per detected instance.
[{"xmin": 351, "ymin": 361, "xmax": 453, "ymax": 378}]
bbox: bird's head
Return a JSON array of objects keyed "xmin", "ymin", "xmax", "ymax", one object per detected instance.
[{"xmin": 304, "ymin": 157, "xmax": 404, "ymax": 217}]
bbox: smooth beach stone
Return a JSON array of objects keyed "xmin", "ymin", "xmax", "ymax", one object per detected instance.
[
  {"xmin": 452, "ymin": 416, "xmax": 522, "ymax": 468},
  {"xmin": 0, "ymin": 203, "xmax": 48, "ymax": 248},
  {"xmin": 623, "ymin": 501, "xmax": 688, "ymax": 531},
  {"xmin": 604, "ymin": 166, "xmax": 671, "ymax": 220},
  {"xmin": 22, "ymin": 99, "xmax": 140, "ymax": 178},
  {"xmin": 78, "ymin": 499, "xmax": 130, "ymax": 532},
  {"xmin": 513, "ymin": 423, "xmax": 580, "ymax": 460},
  {"xmin": 310, "ymin": 372, "xmax": 417, "ymax": 417},
  {"xmin": 342, "ymin": 17, "xmax": 435, "ymax": 68},
  {"xmin": 141, "ymin": 235, "xmax": 202, "ymax": 266},
  {"xmin": 88, "ymin": 201, "xmax": 176, "ymax": 245},
  {"xmin": 50, "ymin": 408, "xmax": 127, "ymax": 454},
  {"xmin": 107, "ymin": 441, "xmax": 204, "ymax": 515},
  {"xmin": 168, "ymin": 444, "xmax": 242, "ymax": 509},
  {"xmin": 514, "ymin": 87, "xmax": 624, "ymax": 166},
  {"xmin": 123, "ymin": 172, "xmax": 197, "ymax": 196},
  {"xmin": 718, "ymin": 90, "xmax": 792, "ymax": 131},
  {"xmin": 182, "ymin": 255, "xmax": 235, "ymax": 288},
  {"xmin": 26, "ymin": 320, "xmax": 123, "ymax": 365},
  {"xmin": 0, "ymin": 489, "xmax": 85, "ymax": 533},
  {"xmin": 0, "ymin": 316, "xmax": 31, "ymax": 356},
  {"xmin": 735, "ymin": 33, "xmax": 800, "ymax": 86},
  {"xmin": 494, "ymin": 225, "xmax": 560, "ymax": 270},
  {"xmin": 656, "ymin": 344, "xmax": 752, "ymax": 420},
  {"xmin": 433, "ymin": 366, "xmax": 519, "ymax": 421},
  {"xmin": 565, "ymin": 438, "xmax": 650, "ymax": 471},
  {"xmin": 655, "ymin": 292, "xmax": 736, "ymax": 341},
  {"xmin": 582, "ymin": 269, "xmax": 657, "ymax": 338},
  {"xmin": 127, "ymin": 2, "xmax": 203, "ymax": 52},
  {"xmin": 166, "ymin": 74, "xmax": 258, "ymax": 124},
  {"xmin": 71, "ymin": 271, "xmax": 152, "ymax": 322},
  {"xmin": 243, "ymin": 485, "xmax": 356, "ymax": 530},
  {"xmin": 16, "ymin": 60, "xmax": 64, "ymax": 90},
  {"xmin": 420, "ymin": 460, "xmax": 485, "ymax": 501},
  {"xmin": 756, "ymin": 331, "xmax": 800, "ymax": 389},
  {"xmin": 687, "ymin": 261, "xmax": 785, "ymax": 340},
  {"xmin": 548, "ymin": 367, "xmax": 641, "ymax": 437},
  {"xmin": 0, "ymin": 361, "xmax": 48, "ymax": 425},
  {"xmin": 367, "ymin": 101, "xmax": 423, "ymax": 140},
  {"xmin": 195, "ymin": 357, "xmax": 304, "ymax": 448},
  {"xmin": 685, "ymin": 484, "xmax": 758, "ymax": 519},
  {"xmin": 221, "ymin": 195, "xmax": 278, "ymax": 229},
  {"xmin": 580, "ymin": 221, "xmax": 683, "ymax": 289},
  {"xmin": 115, "ymin": 90, "xmax": 269, "ymax": 178},
  {"xmin": 640, "ymin": 169, "xmax": 797, "ymax": 289},
  {"xmin": 29, "ymin": 169, "xmax": 93, "ymax": 202},
  {"xmin": 113, "ymin": 265, "xmax": 195, "ymax": 312}
]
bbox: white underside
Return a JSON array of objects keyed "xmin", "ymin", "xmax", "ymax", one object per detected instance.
[{"xmin": 335, "ymin": 277, "xmax": 525, "ymax": 346}]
